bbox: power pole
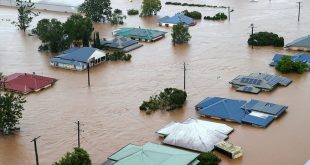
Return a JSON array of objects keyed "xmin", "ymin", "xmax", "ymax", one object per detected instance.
[
  {"xmin": 87, "ymin": 63, "xmax": 90, "ymax": 87},
  {"xmin": 249, "ymin": 23, "xmax": 255, "ymax": 49},
  {"xmin": 228, "ymin": 6, "xmax": 230, "ymax": 21},
  {"xmin": 297, "ymin": 2, "xmax": 302, "ymax": 22},
  {"xmin": 31, "ymin": 136, "xmax": 41, "ymax": 165},
  {"xmin": 183, "ymin": 62, "xmax": 186, "ymax": 91},
  {"xmin": 75, "ymin": 121, "xmax": 81, "ymax": 148}
]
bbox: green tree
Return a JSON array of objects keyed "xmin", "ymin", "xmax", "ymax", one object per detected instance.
[
  {"xmin": 248, "ymin": 32, "xmax": 284, "ymax": 47},
  {"xmin": 93, "ymin": 32, "xmax": 101, "ymax": 49},
  {"xmin": 140, "ymin": 0, "xmax": 161, "ymax": 16},
  {"xmin": 13, "ymin": 0, "xmax": 39, "ymax": 32},
  {"xmin": 197, "ymin": 152, "xmax": 221, "ymax": 165},
  {"xmin": 275, "ymin": 56, "xmax": 308, "ymax": 74},
  {"xmin": 34, "ymin": 19, "xmax": 70, "ymax": 52},
  {"xmin": 182, "ymin": 10, "xmax": 202, "ymax": 19},
  {"xmin": 78, "ymin": 0, "xmax": 112, "ymax": 22},
  {"xmin": 172, "ymin": 23, "xmax": 191, "ymax": 45},
  {"xmin": 63, "ymin": 15, "xmax": 94, "ymax": 47},
  {"xmin": 53, "ymin": 147, "xmax": 91, "ymax": 165},
  {"xmin": 110, "ymin": 9, "xmax": 126, "ymax": 25},
  {"xmin": 0, "ymin": 92, "xmax": 26, "ymax": 135}
]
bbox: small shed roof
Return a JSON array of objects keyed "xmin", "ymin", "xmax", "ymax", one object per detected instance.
[
  {"xmin": 113, "ymin": 28, "xmax": 167, "ymax": 40},
  {"xmin": 159, "ymin": 14, "xmax": 195, "ymax": 26},
  {"xmin": 286, "ymin": 35, "xmax": 310, "ymax": 47},
  {"xmin": 198, "ymin": 97, "xmax": 247, "ymax": 123},
  {"xmin": 157, "ymin": 118, "xmax": 232, "ymax": 152},
  {"xmin": 3, "ymin": 73, "xmax": 56, "ymax": 94},
  {"xmin": 107, "ymin": 143, "xmax": 199, "ymax": 165}
]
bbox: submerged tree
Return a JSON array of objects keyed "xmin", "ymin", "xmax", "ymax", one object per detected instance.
[
  {"xmin": 140, "ymin": 0, "xmax": 161, "ymax": 16},
  {"xmin": 63, "ymin": 15, "xmax": 94, "ymax": 47},
  {"xmin": 78, "ymin": 0, "xmax": 112, "ymax": 22},
  {"xmin": 172, "ymin": 23, "xmax": 191, "ymax": 45},
  {"xmin": 197, "ymin": 152, "xmax": 221, "ymax": 165},
  {"xmin": 110, "ymin": 9, "xmax": 126, "ymax": 25},
  {"xmin": 0, "ymin": 92, "xmax": 26, "ymax": 135},
  {"xmin": 53, "ymin": 147, "xmax": 91, "ymax": 165},
  {"xmin": 275, "ymin": 56, "xmax": 308, "ymax": 74},
  {"xmin": 34, "ymin": 19, "xmax": 70, "ymax": 52},
  {"xmin": 13, "ymin": 0, "xmax": 39, "ymax": 32}
]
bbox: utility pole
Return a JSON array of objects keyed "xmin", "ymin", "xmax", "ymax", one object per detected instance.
[
  {"xmin": 75, "ymin": 121, "xmax": 81, "ymax": 148},
  {"xmin": 249, "ymin": 23, "xmax": 255, "ymax": 49},
  {"xmin": 297, "ymin": 2, "xmax": 302, "ymax": 22},
  {"xmin": 87, "ymin": 63, "xmax": 90, "ymax": 87},
  {"xmin": 183, "ymin": 62, "xmax": 186, "ymax": 91},
  {"xmin": 31, "ymin": 136, "xmax": 41, "ymax": 165},
  {"xmin": 228, "ymin": 6, "xmax": 230, "ymax": 21}
]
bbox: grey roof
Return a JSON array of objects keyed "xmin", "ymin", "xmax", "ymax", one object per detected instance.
[
  {"xmin": 100, "ymin": 36, "xmax": 142, "ymax": 50},
  {"xmin": 229, "ymin": 73, "xmax": 292, "ymax": 94},
  {"xmin": 286, "ymin": 35, "xmax": 310, "ymax": 47},
  {"xmin": 156, "ymin": 118, "xmax": 233, "ymax": 152},
  {"xmin": 159, "ymin": 13, "xmax": 195, "ymax": 26},
  {"xmin": 241, "ymin": 99, "xmax": 288, "ymax": 117}
]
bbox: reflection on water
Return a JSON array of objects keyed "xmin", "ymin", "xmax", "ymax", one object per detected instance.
[{"xmin": 1, "ymin": 0, "xmax": 310, "ymax": 164}]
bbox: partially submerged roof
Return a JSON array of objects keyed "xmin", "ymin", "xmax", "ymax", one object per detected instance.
[
  {"xmin": 214, "ymin": 141, "xmax": 243, "ymax": 159},
  {"xmin": 286, "ymin": 35, "xmax": 310, "ymax": 47},
  {"xmin": 197, "ymin": 97, "xmax": 247, "ymax": 123},
  {"xmin": 100, "ymin": 36, "xmax": 142, "ymax": 51},
  {"xmin": 229, "ymin": 73, "xmax": 292, "ymax": 94},
  {"xmin": 113, "ymin": 28, "xmax": 167, "ymax": 41},
  {"xmin": 157, "ymin": 118, "xmax": 233, "ymax": 152},
  {"xmin": 107, "ymin": 142, "xmax": 199, "ymax": 165},
  {"xmin": 196, "ymin": 97, "xmax": 288, "ymax": 128},
  {"xmin": 159, "ymin": 13, "xmax": 195, "ymax": 26},
  {"xmin": 270, "ymin": 52, "xmax": 310, "ymax": 70},
  {"xmin": 3, "ymin": 73, "xmax": 56, "ymax": 94}
]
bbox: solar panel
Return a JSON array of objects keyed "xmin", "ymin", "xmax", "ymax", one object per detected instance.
[
  {"xmin": 256, "ymin": 80, "xmax": 262, "ymax": 85},
  {"xmin": 248, "ymin": 79, "xmax": 254, "ymax": 84}
]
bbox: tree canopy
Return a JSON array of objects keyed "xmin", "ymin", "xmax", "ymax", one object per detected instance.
[
  {"xmin": 140, "ymin": 0, "xmax": 161, "ymax": 16},
  {"xmin": 0, "ymin": 92, "xmax": 26, "ymax": 135},
  {"xmin": 182, "ymin": 10, "xmax": 202, "ymax": 19},
  {"xmin": 64, "ymin": 15, "xmax": 94, "ymax": 47},
  {"xmin": 197, "ymin": 152, "xmax": 221, "ymax": 165},
  {"xmin": 275, "ymin": 56, "xmax": 308, "ymax": 74},
  {"xmin": 34, "ymin": 19, "xmax": 70, "ymax": 52},
  {"xmin": 110, "ymin": 9, "xmax": 126, "ymax": 25},
  {"xmin": 13, "ymin": 0, "xmax": 39, "ymax": 32},
  {"xmin": 248, "ymin": 32, "xmax": 284, "ymax": 47},
  {"xmin": 172, "ymin": 24, "xmax": 191, "ymax": 45},
  {"xmin": 53, "ymin": 147, "xmax": 91, "ymax": 165},
  {"xmin": 78, "ymin": 0, "xmax": 112, "ymax": 22},
  {"xmin": 140, "ymin": 88, "xmax": 187, "ymax": 112}
]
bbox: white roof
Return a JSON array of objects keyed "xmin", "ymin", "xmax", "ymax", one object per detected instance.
[{"xmin": 157, "ymin": 118, "xmax": 233, "ymax": 152}]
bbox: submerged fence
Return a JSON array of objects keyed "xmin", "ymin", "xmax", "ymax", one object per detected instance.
[{"xmin": 0, "ymin": 0, "xmax": 78, "ymax": 13}]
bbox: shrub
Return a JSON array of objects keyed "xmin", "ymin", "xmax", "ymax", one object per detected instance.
[
  {"xmin": 127, "ymin": 9, "xmax": 139, "ymax": 15},
  {"xmin": 248, "ymin": 32, "xmax": 284, "ymax": 47},
  {"xmin": 197, "ymin": 152, "xmax": 221, "ymax": 165},
  {"xmin": 275, "ymin": 56, "xmax": 308, "ymax": 74},
  {"xmin": 140, "ymin": 88, "xmax": 187, "ymax": 112},
  {"xmin": 106, "ymin": 51, "xmax": 132, "ymax": 61},
  {"xmin": 204, "ymin": 12, "xmax": 227, "ymax": 20},
  {"xmin": 53, "ymin": 147, "xmax": 91, "ymax": 165},
  {"xmin": 182, "ymin": 10, "xmax": 202, "ymax": 19}
]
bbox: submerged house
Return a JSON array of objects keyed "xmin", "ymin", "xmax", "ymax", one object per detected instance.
[
  {"xmin": 50, "ymin": 47, "xmax": 106, "ymax": 71},
  {"xmin": 156, "ymin": 118, "xmax": 233, "ymax": 152},
  {"xmin": 112, "ymin": 27, "xmax": 167, "ymax": 42},
  {"xmin": 103, "ymin": 142, "xmax": 200, "ymax": 165},
  {"xmin": 270, "ymin": 52, "xmax": 310, "ymax": 70},
  {"xmin": 285, "ymin": 35, "xmax": 310, "ymax": 51},
  {"xmin": 100, "ymin": 36, "xmax": 143, "ymax": 52},
  {"xmin": 196, "ymin": 97, "xmax": 287, "ymax": 128},
  {"xmin": 1, "ymin": 73, "xmax": 56, "ymax": 94},
  {"xmin": 229, "ymin": 73, "xmax": 292, "ymax": 94},
  {"xmin": 159, "ymin": 13, "xmax": 195, "ymax": 27}
]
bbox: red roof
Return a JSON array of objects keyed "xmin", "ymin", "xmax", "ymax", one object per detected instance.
[{"xmin": 3, "ymin": 73, "xmax": 57, "ymax": 94}]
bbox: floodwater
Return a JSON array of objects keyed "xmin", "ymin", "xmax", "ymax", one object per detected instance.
[{"xmin": 0, "ymin": 0, "xmax": 310, "ymax": 164}]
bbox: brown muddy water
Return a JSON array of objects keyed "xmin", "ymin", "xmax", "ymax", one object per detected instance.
[{"xmin": 1, "ymin": 0, "xmax": 310, "ymax": 164}]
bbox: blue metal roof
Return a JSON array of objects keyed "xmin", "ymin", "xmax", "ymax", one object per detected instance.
[
  {"xmin": 195, "ymin": 97, "xmax": 224, "ymax": 110},
  {"xmin": 241, "ymin": 99, "xmax": 287, "ymax": 117},
  {"xmin": 241, "ymin": 114, "xmax": 273, "ymax": 127},
  {"xmin": 286, "ymin": 35, "xmax": 310, "ymax": 47},
  {"xmin": 198, "ymin": 97, "xmax": 247, "ymax": 123},
  {"xmin": 159, "ymin": 14, "xmax": 195, "ymax": 26},
  {"xmin": 270, "ymin": 52, "xmax": 310, "ymax": 70},
  {"xmin": 50, "ymin": 57, "xmax": 85, "ymax": 67}
]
